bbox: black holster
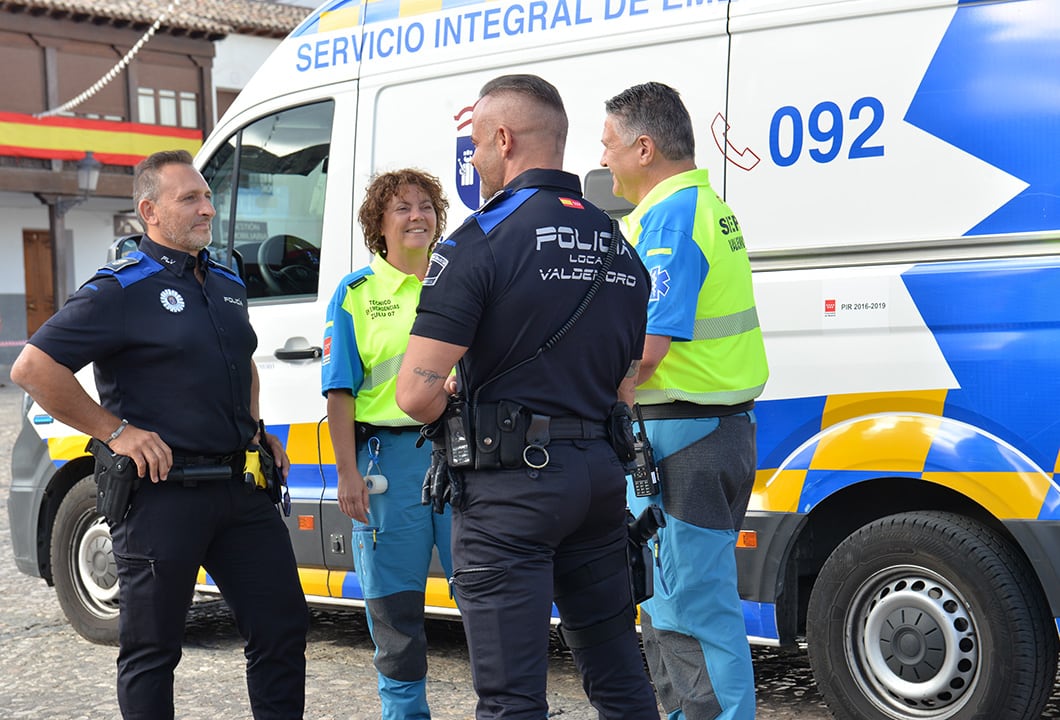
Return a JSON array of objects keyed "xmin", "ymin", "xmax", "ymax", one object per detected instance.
[
  {"xmin": 606, "ymin": 402, "xmax": 637, "ymax": 463},
  {"xmin": 256, "ymin": 421, "xmax": 289, "ymax": 515},
  {"xmin": 419, "ymin": 417, "xmax": 465, "ymax": 514},
  {"xmin": 627, "ymin": 504, "xmax": 666, "ymax": 605},
  {"xmin": 86, "ymin": 438, "xmax": 140, "ymax": 526}
]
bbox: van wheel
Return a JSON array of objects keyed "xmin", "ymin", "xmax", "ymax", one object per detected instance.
[
  {"xmin": 50, "ymin": 475, "xmax": 120, "ymax": 645},
  {"xmin": 807, "ymin": 511, "xmax": 1056, "ymax": 720}
]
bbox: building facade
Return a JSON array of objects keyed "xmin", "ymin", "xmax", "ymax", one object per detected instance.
[{"xmin": 0, "ymin": 0, "xmax": 309, "ymax": 365}]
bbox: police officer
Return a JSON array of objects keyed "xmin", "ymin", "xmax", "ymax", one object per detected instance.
[
  {"xmin": 600, "ymin": 82, "xmax": 769, "ymax": 720},
  {"xmin": 396, "ymin": 75, "xmax": 659, "ymax": 720},
  {"xmin": 10, "ymin": 150, "xmax": 309, "ymax": 720},
  {"xmin": 322, "ymin": 169, "xmax": 453, "ymax": 719}
]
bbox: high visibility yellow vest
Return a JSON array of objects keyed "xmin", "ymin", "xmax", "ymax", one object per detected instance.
[
  {"xmin": 625, "ymin": 169, "xmax": 768, "ymax": 406},
  {"xmin": 343, "ymin": 257, "xmax": 421, "ymax": 425}
]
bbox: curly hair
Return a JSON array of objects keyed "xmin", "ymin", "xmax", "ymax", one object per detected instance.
[{"xmin": 357, "ymin": 169, "xmax": 449, "ymax": 257}]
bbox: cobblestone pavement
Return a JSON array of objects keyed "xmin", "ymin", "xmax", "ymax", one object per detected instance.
[{"xmin": 1, "ymin": 376, "xmax": 1056, "ymax": 719}]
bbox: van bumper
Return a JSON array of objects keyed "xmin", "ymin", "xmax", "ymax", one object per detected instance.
[
  {"xmin": 1002, "ymin": 518, "xmax": 1060, "ymax": 618},
  {"xmin": 8, "ymin": 415, "xmax": 53, "ymax": 579}
]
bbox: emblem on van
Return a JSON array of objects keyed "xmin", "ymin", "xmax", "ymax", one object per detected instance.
[{"xmin": 455, "ymin": 105, "xmax": 480, "ymax": 210}]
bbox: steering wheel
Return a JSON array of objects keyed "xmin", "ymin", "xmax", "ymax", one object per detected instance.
[{"xmin": 257, "ymin": 234, "xmax": 320, "ymax": 295}]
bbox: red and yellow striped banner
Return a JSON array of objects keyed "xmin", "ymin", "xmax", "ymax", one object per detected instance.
[{"xmin": 0, "ymin": 112, "xmax": 201, "ymax": 167}]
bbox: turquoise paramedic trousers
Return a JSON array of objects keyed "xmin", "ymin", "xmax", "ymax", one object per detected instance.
[
  {"xmin": 627, "ymin": 413, "xmax": 757, "ymax": 720},
  {"xmin": 353, "ymin": 429, "xmax": 453, "ymax": 720}
]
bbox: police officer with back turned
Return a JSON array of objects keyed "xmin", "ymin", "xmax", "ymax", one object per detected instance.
[
  {"xmin": 396, "ymin": 74, "xmax": 659, "ymax": 720},
  {"xmin": 10, "ymin": 149, "xmax": 309, "ymax": 720}
]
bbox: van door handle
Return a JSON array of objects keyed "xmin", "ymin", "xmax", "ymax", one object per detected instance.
[{"xmin": 274, "ymin": 346, "xmax": 322, "ymax": 361}]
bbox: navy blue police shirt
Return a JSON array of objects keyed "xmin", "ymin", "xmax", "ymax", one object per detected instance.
[
  {"xmin": 412, "ymin": 169, "xmax": 649, "ymax": 421},
  {"xmin": 28, "ymin": 235, "xmax": 258, "ymax": 456}
]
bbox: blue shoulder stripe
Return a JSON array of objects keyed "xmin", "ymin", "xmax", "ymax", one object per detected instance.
[
  {"xmin": 208, "ymin": 260, "xmax": 246, "ymax": 288},
  {"xmin": 475, "ymin": 188, "xmax": 538, "ymax": 235},
  {"xmin": 95, "ymin": 251, "xmax": 164, "ymax": 288}
]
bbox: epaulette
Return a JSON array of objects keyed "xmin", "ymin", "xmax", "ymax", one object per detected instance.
[
  {"xmin": 90, "ymin": 252, "xmax": 163, "ymax": 288},
  {"xmin": 98, "ymin": 255, "xmax": 142, "ymax": 273},
  {"xmin": 476, "ymin": 188, "xmax": 509, "ymax": 214},
  {"xmin": 476, "ymin": 187, "xmax": 538, "ymax": 235},
  {"xmin": 346, "ymin": 267, "xmax": 373, "ymax": 291},
  {"xmin": 206, "ymin": 259, "xmax": 246, "ymax": 287}
]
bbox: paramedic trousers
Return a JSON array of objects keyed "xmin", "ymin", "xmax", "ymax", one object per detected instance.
[
  {"xmin": 627, "ymin": 412, "xmax": 757, "ymax": 720},
  {"xmin": 352, "ymin": 430, "xmax": 454, "ymax": 720},
  {"xmin": 110, "ymin": 467, "xmax": 309, "ymax": 720},
  {"xmin": 451, "ymin": 439, "xmax": 659, "ymax": 720}
]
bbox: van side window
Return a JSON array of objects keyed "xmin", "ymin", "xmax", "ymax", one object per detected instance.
[
  {"xmin": 202, "ymin": 101, "xmax": 334, "ymax": 300},
  {"xmin": 583, "ymin": 168, "xmax": 634, "ymax": 220}
]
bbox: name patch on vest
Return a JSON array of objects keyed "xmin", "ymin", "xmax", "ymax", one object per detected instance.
[{"xmin": 366, "ymin": 298, "xmax": 398, "ymax": 319}]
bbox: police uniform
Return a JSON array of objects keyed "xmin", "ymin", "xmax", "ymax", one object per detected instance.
[
  {"xmin": 624, "ymin": 169, "xmax": 768, "ymax": 720},
  {"xmin": 411, "ymin": 169, "xmax": 659, "ymax": 719},
  {"xmin": 321, "ymin": 255, "xmax": 453, "ymax": 720},
  {"xmin": 26, "ymin": 235, "xmax": 309, "ymax": 720}
]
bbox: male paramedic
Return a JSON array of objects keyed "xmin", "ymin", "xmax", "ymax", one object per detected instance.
[
  {"xmin": 10, "ymin": 149, "xmax": 309, "ymax": 720},
  {"xmin": 396, "ymin": 74, "xmax": 660, "ymax": 719},
  {"xmin": 600, "ymin": 81, "xmax": 769, "ymax": 720}
]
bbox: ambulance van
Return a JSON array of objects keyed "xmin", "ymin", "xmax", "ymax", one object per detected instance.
[{"xmin": 9, "ymin": 0, "xmax": 1060, "ymax": 717}]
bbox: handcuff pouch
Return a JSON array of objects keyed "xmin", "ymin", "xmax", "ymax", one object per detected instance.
[{"xmin": 474, "ymin": 401, "xmax": 529, "ymax": 470}]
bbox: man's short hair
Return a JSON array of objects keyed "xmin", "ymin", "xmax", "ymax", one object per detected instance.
[
  {"xmin": 479, "ymin": 74, "xmax": 568, "ymax": 145},
  {"xmin": 133, "ymin": 149, "xmax": 195, "ymax": 225},
  {"xmin": 605, "ymin": 82, "xmax": 695, "ymax": 162}
]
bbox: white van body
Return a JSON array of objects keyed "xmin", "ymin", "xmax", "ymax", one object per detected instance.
[{"xmin": 12, "ymin": 1, "xmax": 1060, "ymax": 718}]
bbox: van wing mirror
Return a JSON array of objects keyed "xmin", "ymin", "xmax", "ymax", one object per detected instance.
[
  {"xmin": 583, "ymin": 168, "xmax": 634, "ymax": 219},
  {"xmin": 107, "ymin": 234, "xmax": 142, "ymax": 262}
]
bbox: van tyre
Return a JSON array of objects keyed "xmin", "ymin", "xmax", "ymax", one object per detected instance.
[
  {"xmin": 807, "ymin": 511, "xmax": 1057, "ymax": 720},
  {"xmin": 50, "ymin": 475, "xmax": 120, "ymax": 645}
]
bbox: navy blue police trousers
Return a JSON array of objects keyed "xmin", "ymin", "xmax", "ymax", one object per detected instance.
[
  {"xmin": 450, "ymin": 439, "xmax": 660, "ymax": 719},
  {"xmin": 110, "ymin": 468, "xmax": 309, "ymax": 719}
]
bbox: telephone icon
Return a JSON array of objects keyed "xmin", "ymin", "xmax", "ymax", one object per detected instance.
[{"xmin": 712, "ymin": 113, "xmax": 760, "ymax": 171}]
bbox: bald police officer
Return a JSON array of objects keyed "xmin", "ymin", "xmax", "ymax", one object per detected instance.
[{"xmin": 396, "ymin": 74, "xmax": 659, "ymax": 720}]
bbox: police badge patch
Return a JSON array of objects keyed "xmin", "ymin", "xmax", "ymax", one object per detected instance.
[{"xmin": 160, "ymin": 289, "xmax": 186, "ymax": 313}]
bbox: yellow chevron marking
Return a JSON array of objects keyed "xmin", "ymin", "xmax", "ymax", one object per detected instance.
[
  {"xmin": 923, "ymin": 471, "xmax": 1048, "ymax": 520},
  {"xmin": 750, "ymin": 468, "xmax": 805, "ymax": 513},
  {"xmin": 821, "ymin": 390, "xmax": 947, "ymax": 430},
  {"xmin": 286, "ymin": 422, "xmax": 329, "ymax": 465},
  {"xmin": 319, "ymin": 5, "xmax": 361, "ymax": 31},
  {"xmin": 48, "ymin": 435, "xmax": 91, "ymax": 461},
  {"xmin": 811, "ymin": 415, "xmax": 940, "ymax": 472}
]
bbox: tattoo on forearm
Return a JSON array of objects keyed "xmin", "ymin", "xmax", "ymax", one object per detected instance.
[
  {"xmin": 626, "ymin": 359, "xmax": 641, "ymax": 378},
  {"xmin": 414, "ymin": 367, "xmax": 443, "ymax": 386}
]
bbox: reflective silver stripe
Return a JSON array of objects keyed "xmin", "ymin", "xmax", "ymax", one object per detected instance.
[
  {"xmin": 362, "ymin": 354, "xmax": 403, "ymax": 392},
  {"xmin": 637, "ymin": 385, "xmax": 765, "ymax": 406},
  {"xmin": 692, "ymin": 306, "xmax": 760, "ymax": 341}
]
